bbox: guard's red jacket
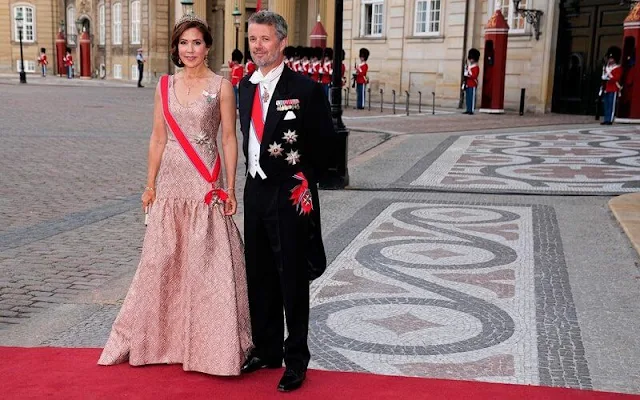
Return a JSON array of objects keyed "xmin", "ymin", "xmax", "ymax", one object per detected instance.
[
  {"xmin": 464, "ymin": 64, "xmax": 480, "ymax": 88},
  {"xmin": 230, "ymin": 63, "xmax": 244, "ymax": 86},
  {"xmin": 245, "ymin": 60, "xmax": 256, "ymax": 76},
  {"xmin": 604, "ymin": 65, "xmax": 622, "ymax": 93},
  {"xmin": 355, "ymin": 62, "xmax": 368, "ymax": 84}
]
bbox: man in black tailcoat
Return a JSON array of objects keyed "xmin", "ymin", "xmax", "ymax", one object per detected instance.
[{"xmin": 238, "ymin": 10, "xmax": 335, "ymax": 393}]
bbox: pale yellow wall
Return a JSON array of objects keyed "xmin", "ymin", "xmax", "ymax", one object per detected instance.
[
  {"xmin": 343, "ymin": 0, "xmax": 561, "ymax": 113},
  {"xmin": 1, "ymin": 0, "xmax": 60, "ymax": 74}
]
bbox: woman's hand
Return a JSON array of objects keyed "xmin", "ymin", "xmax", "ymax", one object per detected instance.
[
  {"xmin": 224, "ymin": 191, "xmax": 237, "ymax": 216},
  {"xmin": 142, "ymin": 188, "xmax": 156, "ymax": 210}
]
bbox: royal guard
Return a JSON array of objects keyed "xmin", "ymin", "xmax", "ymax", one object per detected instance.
[
  {"xmin": 600, "ymin": 46, "xmax": 623, "ymax": 125},
  {"xmin": 37, "ymin": 48, "xmax": 48, "ymax": 77},
  {"xmin": 321, "ymin": 48, "xmax": 333, "ymax": 97},
  {"xmin": 299, "ymin": 47, "xmax": 310, "ymax": 75},
  {"xmin": 63, "ymin": 47, "xmax": 73, "ymax": 79},
  {"xmin": 354, "ymin": 48, "xmax": 369, "ymax": 110},
  {"xmin": 284, "ymin": 46, "xmax": 295, "ymax": 70},
  {"xmin": 463, "ymin": 48, "xmax": 480, "ymax": 115},
  {"xmin": 245, "ymin": 54, "xmax": 257, "ymax": 76},
  {"xmin": 291, "ymin": 47, "xmax": 302, "ymax": 73},
  {"xmin": 310, "ymin": 47, "xmax": 322, "ymax": 82},
  {"xmin": 229, "ymin": 49, "xmax": 244, "ymax": 108}
]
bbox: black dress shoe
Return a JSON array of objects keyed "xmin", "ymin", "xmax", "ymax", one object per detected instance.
[
  {"xmin": 240, "ymin": 356, "xmax": 281, "ymax": 374},
  {"xmin": 277, "ymin": 368, "xmax": 306, "ymax": 392}
]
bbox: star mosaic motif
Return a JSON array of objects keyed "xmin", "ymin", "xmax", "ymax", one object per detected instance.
[
  {"xmin": 285, "ymin": 150, "xmax": 301, "ymax": 165},
  {"xmin": 282, "ymin": 129, "xmax": 298, "ymax": 144},
  {"xmin": 268, "ymin": 142, "xmax": 284, "ymax": 157}
]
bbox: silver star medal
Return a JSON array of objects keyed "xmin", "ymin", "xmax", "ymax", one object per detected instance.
[
  {"xmin": 285, "ymin": 150, "xmax": 300, "ymax": 165},
  {"xmin": 268, "ymin": 142, "xmax": 284, "ymax": 157},
  {"xmin": 282, "ymin": 129, "xmax": 298, "ymax": 144}
]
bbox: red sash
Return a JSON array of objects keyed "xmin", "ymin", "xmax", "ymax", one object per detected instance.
[
  {"xmin": 251, "ymin": 86, "xmax": 265, "ymax": 142},
  {"xmin": 160, "ymin": 75, "xmax": 227, "ymax": 205}
]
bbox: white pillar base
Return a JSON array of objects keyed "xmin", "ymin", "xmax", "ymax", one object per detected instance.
[
  {"xmin": 614, "ymin": 118, "xmax": 640, "ymax": 124},
  {"xmin": 479, "ymin": 108, "xmax": 505, "ymax": 114}
]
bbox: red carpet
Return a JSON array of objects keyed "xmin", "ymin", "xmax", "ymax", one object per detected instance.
[{"xmin": 2, "ymin": 347, "xmax": 637, "ymax": 399}]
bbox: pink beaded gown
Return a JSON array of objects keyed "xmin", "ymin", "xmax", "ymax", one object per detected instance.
[{"xmin": 98, "ymin": 74, "xmax": 253, "ymax": 376}]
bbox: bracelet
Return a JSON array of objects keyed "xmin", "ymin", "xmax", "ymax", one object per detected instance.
[
  {"xmin": 144, "ymin": 186, "xmax": 155, "ymax": 192},
  {"xmin": 226, "ymin": 187, "xmax": 235, "ymax": 191}
]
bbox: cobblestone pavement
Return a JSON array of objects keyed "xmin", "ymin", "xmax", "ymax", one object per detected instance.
[{"xmin": 1, "ymin": 84, "xmax": 639, "ymax": 395}]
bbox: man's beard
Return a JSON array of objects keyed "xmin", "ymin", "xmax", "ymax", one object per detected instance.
[{"xmin": 253, "ymin": 52, "xmax": 279, "ymax": 68}]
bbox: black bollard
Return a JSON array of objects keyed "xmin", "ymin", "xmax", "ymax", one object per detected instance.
[
  {"xmin": 392, "ymin": 90, "xmax": 396, "ymax": 114},
  {"xmin": 380, "ymin": 89, "xmax": 384, "ymax": 113},
  {"xmin": 418, "ymin": 91, "xmax": 422, "ymax": 114},
  {"xmin": 405, "ymin": 91, "xmax": 410, "ymax": 116},
  {"xmin": 346, "ymin": 88, "xmax": 350, "ymax": 108},
  {"xmin": 368, "ymin": 87, "xmax": 371, "ymax": 111},
  {"xmin": 432, "ymin": 92, "xmax": 435, "ymax": 115},
  {"xmin": 519, "ymin": 88, "xmax": 525, "ymax": 116}
]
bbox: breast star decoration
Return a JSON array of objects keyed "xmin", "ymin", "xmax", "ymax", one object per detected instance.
[
  {"xmin": 202, "ymin": 90, "xmax": 217, "ymax": 103},
  {"xmin": 268, "ymin": 142, "xmax": 284, "ymax": 157},
  {"xmin": 285, "ymin": 150, "xmax": 301, "ymax": 165},
  {"xmin": 282, "ymin": 129, "xmax": 298, "ymax": 144}
]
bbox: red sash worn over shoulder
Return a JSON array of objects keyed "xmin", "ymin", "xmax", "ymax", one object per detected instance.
[{"xmin": 160, "ymin": 75, "xmax": 227, "ymax": 205}]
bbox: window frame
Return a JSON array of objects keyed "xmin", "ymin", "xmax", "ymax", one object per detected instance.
[
  {"xmin": 113, "ymin": 64, "xmax": 123, "ymax": 79},
  {"xmin": 66, "ymin": 5, "xmax": 76, "ymax": 44},
  {"xmin": 414, "ymin": 0, "xmax": 442, "ymax": 37},
  {"xmin": 98, "ymin": 3, "xmax": 106, "ymax": 45},
  {"xmin": 497, "ymin": 0, "xmax": 528, "ymax": 33},
  {"xmin": 16, "ymin": 59, "xmax": 36, "ymax": 73},
  {"xmin": 131, "ymin": 64, "xmax": 139, "ymax": 81},
  {"xmin": 130, "ymin": 0, "xmax": 141, "ymax": 44},
  {"xmin": 361, "ymin": 0, "xmax": 385, "ymax": 38},
  {"xmin": 13, "ymin": 5, "xmax": 36, "ymax": 43},
  {"xmin": 112, "ymin": 2, "xmax": 123, "ymax": 45}
]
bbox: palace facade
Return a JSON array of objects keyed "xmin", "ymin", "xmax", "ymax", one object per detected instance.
[{"xmin": 1, "ymin": 1, "xmax": 637, "ymax": 113}]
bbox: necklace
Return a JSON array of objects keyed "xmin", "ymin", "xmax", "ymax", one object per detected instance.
[{"xmin": 183, "ymin": 72, "xmax": 207, "ymax": 96}]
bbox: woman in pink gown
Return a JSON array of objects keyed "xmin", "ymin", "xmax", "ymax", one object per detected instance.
[{"xmin": 98, "ymin": 15, "xmax": 252, "ymax": 376}]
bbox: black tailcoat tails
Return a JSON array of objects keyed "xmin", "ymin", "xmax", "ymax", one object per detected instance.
[{"xmin": 239, "ymin": 65, "xmax": 336, "ymax": 370}]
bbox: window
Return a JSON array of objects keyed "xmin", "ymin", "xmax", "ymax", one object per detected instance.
[
  {"xmin": 112, "ymin": 3, "xmax": 122, "ymax": 45},
  {"xmin": 99, "ymin": 4, "xmax": 106, "ymax": 45},
  {"xmin": 414, "ymin": 0, "xmax": 441, "ymax": 35},
  {"xmin": 131, "ymin": 64, "xmax": 139, "ymax": 81},
  {"xmin": 500, "ymin": 0, "xmax": 527, "ymax": 32},
  {"xmin": 66, "ymin": 5, "xmax": 75, "ymax": 44},
  {"xmin": 113, "ymin": 64, "xmax": 123, "ymax": 79},
  {"xmin": 131, "ymin": 1, "xmax": 141, "ymax": 44},
  {"xmin": 14, "ymin": 5, "xmax": 35, "ymax": 43},
  {"xmin": 16, "ymin": 60, "xmax": 36, "ymax": 73},
  {"xmin": 362, "ymin": 0, "xmax": 384, "ymax": 37}
]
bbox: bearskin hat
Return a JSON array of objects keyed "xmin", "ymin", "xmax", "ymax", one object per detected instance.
[
  {"xmin": 606, "ymin": 46, "xmax": 622, "ymax": 64},
  {"xmin": 231, "ymin": 49, "xmax": 243, "ymax": 63},
  {"xmin": 323, "ymin": 47, "xmax": 334, "ymax": 60},
  {"xmin": 468, "ymin": 48, "xmax": 480, "ymax": 62},
  {"xmin": 311, "ymin": 47, "xmax": 323, "ymax": 60},
  {"xmin": 296, "ymin": 46, "xmax": 307, "ymax": 59},
  {"xmin": 283, "ymin": 46, "xmax": 294, "ymax": 59},
  {"xmin": 359, "ymin": 47, "xmax": 370, "ymax": 61}
]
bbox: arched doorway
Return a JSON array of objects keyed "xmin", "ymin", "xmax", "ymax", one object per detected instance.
[{"xmin": 552, "ymin": 0, "xmax": 630, "ymax": 114}]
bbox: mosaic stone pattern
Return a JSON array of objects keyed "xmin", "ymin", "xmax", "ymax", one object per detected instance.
[
  {"xmin": 310, "ymin": 200, "xmax": 591, "ymax": 389},
  {"xmin": 401, "ymin": 127, "xmax": 640, "ymax": 194}
]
